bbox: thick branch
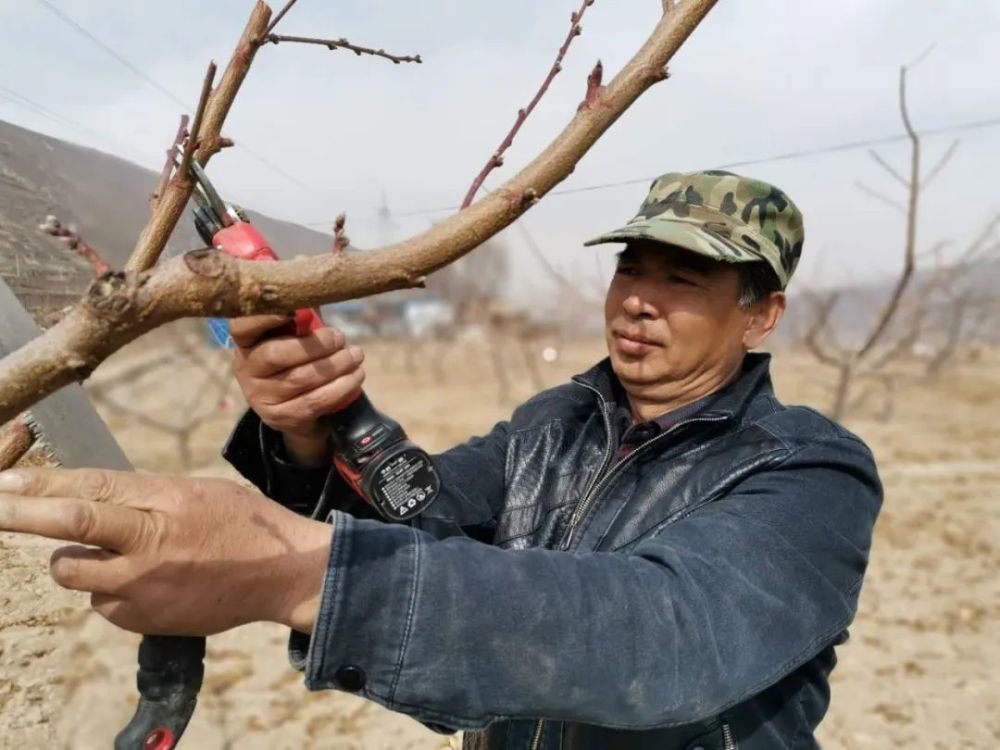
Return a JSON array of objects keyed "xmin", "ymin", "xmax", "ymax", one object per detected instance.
[
  {"xmin": 857, "ymin": 65, "xmax": 920, "ymax": 359},
  {"xmin": 125, "ymin": 1, "xmax": 272, "ymax": 273},
  {"xmin": 263, "ymin": 34, "xmax": 422, "ymax": 64},
  {"xmin": 174, "ymin": 61, "xmax": 218, "ymax": 197},
  {"xmin": 461, "ymin": 0, "xmax": 598, "ymax": 209},
  {"xmin": 0, "ymin": 0, "xmax": 719, "ymax": 424}
]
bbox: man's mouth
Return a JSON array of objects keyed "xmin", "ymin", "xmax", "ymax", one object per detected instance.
[
  {"xmin": 615, "ymin": 330, "xmax": 661, "ymax": 347},
  {"xmin": 612, "ymin": 329, "xmax": 662, "ymax": 356}
]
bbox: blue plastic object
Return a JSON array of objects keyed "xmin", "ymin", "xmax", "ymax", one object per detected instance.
[{"xmin": 206, "ymin": 318, "xmax": 234, "ymax": 349}]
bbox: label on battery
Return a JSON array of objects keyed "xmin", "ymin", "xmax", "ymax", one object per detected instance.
[{"xmin": 368, "ymin": 447, "xmax": 439, "ymax": 519}]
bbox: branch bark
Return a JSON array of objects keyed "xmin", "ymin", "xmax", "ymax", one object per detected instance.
[
  {"xmin": 857, "ymin": 65, "xmax": 920, "ymax": 358},
  {"xmin": 150, "ymin": 115, "xmax": 189, "ymax": 209},
  {"xmin": 125, "ymin": 1, "xmax": 272, "ymax": 273},
  {"xmin": 174, "ymin": 61, "xmax": 218, "ymax": 200},
  {"xmin": 0, "ymin": 0, "xmax": 718, "ymax": 424},
  {"xmin": 263, "ymin": 34, "xmax": 422, "ymax": 64}
]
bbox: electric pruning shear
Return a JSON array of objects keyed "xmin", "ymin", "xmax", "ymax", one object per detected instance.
[{"xmin": 113, "ymin": 162, "xmax": 441, "ymax": 749}]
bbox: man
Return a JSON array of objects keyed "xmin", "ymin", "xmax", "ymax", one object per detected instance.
[{"xmin": 0, "ymin": 171, "xmax": 881, "ymax": 749}]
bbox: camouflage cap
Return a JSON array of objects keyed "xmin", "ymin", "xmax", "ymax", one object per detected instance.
[{"xmin": 584, "ymin": 170, "xmax": 804, "ymax": 288}]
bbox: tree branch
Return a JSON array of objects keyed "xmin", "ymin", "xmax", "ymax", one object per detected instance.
[
  {"xmin": 868, "ymin": 148, "xmax": 909, "ymax": 189},
  {"xmin": 921, "ymin": 138, "xmax": 959, "ymax": 190},
  {"xmin": 332, "ymin": 213, "xmax": 350, "ymax": 253},
  {"xmin": 87, "ymin": 353, "xmax": 177, "ymax": 397},
  {"xmin": 579, "ymin": 60, "xmax": 606, "ymax": 111},
  {"xmin": 263, "ymin": 0, "xmax": 299, "ymax": 36},
  {"xmin": 924, "ymin": 295, "xmax": 970, "ymax": 377},
  {"xmin": 516, "ymin": 218, "xmax": 602, "ymax": 306},
  {"xmin": 0, "ymin": 0, "xmax": 719, "ymax": 424},
  {"xmin": 866, "ymin": 304, "xmax": 924, "ymax": 371},
  {"xmin": 915, "ymin": 238, "xmax": 950, "ymax": 266},
  {"xmin": 855, "ymin": 180, "xmax": 906, "ymax": 214},
  {"xmin": 149, "ymin": 115, "xmax": 189, "ymax": 209},
  {"xmin": 124, "ymin": 1, "xmax": 272, "ymax": 274},
  {"xmin": 38, "ymin": 216, "xmax": 112, "ymax": 277},
  {"xmin": 461, "ymin": 0, "xmax": 598, "ymax": 209},
  {"xmin": 801, "ymin": 290, "xmax": 844, "ymax": 367},
  {"xmin": 0, "ymin": 416, "xmax": 34, "ymax": 471},
  {"xmin": 954, "ymin": 213, "xmax": 1000, "ymax": 267},
  {"xmin": 174, "ymin": 61, "xmax": 218, "ymax": 199},
  {"xmin": 263, "ymin": 34, "xmax": 422, "ymax": 64},
  {"xmin": 857, "ymin": 64, "xmax": 920, "ymax": 358}
]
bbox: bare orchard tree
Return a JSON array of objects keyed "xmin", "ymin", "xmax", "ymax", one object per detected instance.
[
  {"xmin": 0, "ymin": 0, "xmax": 719, "ymax": 453},
  {"xmin": 86, "ymin": 324, "xmax": 244, "ymax": 471},
  {"xmin": 800, "ymin": 55, "xmax": 1000, "ymax": 420}
]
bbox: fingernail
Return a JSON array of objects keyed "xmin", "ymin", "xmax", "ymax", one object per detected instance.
[
  {"xmin": 348, "ymin": 346, "xmax": 364, "ymax": 363},
  {"xmin": 0, "ymin": 472, "xmax": 24, "ymax": 492}
]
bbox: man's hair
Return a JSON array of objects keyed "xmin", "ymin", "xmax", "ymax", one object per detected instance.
[{"xmin": 737, "ymin": 262, "xmax": 782, "ymax": 308}]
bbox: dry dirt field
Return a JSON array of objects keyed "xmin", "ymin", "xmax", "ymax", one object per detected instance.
[{"xmin": 1, "ymin": 334, "xmax": 997, "ymax": 749}]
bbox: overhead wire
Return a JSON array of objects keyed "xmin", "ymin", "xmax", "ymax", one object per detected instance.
[
  {"xmin": 0, "ymin": 83, "xmax": 143, "ymax": 159},
  {"xmin": 335, "ymin": 114, "xmax": 1000, "ymax": 223},
  {"xmin": 0, "ymin": 86, "xmax": 100, "ymax": 139},
  {"xmin": 33, "ymin": 0, "xmax": 313, "ymax": 191}
]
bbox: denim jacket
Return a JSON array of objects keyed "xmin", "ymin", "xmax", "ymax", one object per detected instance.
[{"xmin": 223, "ymin": 353, "xmax": 882, "ymax": 750}]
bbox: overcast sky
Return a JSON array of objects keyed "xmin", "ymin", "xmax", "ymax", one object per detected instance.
[{"xmin": 2, "ymin": 0, "xmax": 999, "ymax": 301}]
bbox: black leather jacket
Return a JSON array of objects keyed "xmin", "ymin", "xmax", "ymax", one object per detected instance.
[{"xmin": 224, "ymin": 353, "xmax": 882, "ymax": 750}]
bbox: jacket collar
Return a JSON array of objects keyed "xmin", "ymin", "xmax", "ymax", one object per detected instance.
[{"xmin": 571, "ymin": 352, "xmax": 775, "ymax": 424}]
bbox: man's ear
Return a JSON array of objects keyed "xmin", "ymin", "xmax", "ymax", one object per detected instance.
[{"xmin": 743, "ymin": 291, "xmax": 786, "ymax": 350}]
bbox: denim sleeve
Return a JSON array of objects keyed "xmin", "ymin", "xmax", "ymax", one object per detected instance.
[
  {"xmin": 222, "ymin": 409, "xmax": 373, "ymax": 520},
  {"xmin": 222, "ymin": 409, "xmax": 510, "ymax": 533},
  {"xmin": 299, "ymin": 435, "xmax": 881, "ymax": 731}
]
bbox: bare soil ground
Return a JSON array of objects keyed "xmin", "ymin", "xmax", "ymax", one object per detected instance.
[{"xmin": 1, "ymin": 336, "xmax": 997, "ymax": 748}]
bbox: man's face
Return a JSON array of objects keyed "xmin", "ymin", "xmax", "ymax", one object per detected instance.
[{"xmin": 603, "ymin": 241, "xmax": 754, "ymax": 403}]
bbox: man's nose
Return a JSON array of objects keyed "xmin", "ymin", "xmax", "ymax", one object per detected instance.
[{"xmin": 622, "ymin": 293, "xmax": 657, "ymax": 320}]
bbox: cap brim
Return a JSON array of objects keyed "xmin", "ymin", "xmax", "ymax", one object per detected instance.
[{"xmin": 583, "ymin": 217, "xmax": 764, "ymax": 266}]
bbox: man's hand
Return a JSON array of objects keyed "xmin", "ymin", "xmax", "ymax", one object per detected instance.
[
  {"xmin": 0, "ymin": 468, "xmax": 332, "ymax": 636},
  {"xmin": 230, "ymin": 315, "xmax": 366, "ymax": 466}
]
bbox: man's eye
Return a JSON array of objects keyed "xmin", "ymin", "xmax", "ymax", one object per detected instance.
[
  {"xmin": 668, "ymin": 274, "xmax": 697, "ymax": 286},
  {"xmin": 615, "ymin": 265, "xmax": 639, "ymax": 276}
]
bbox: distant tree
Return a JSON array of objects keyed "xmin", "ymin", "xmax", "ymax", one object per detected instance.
[{"xmin": 801, "ymin": 54, "xmax": 1000, "ymax": 419}]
